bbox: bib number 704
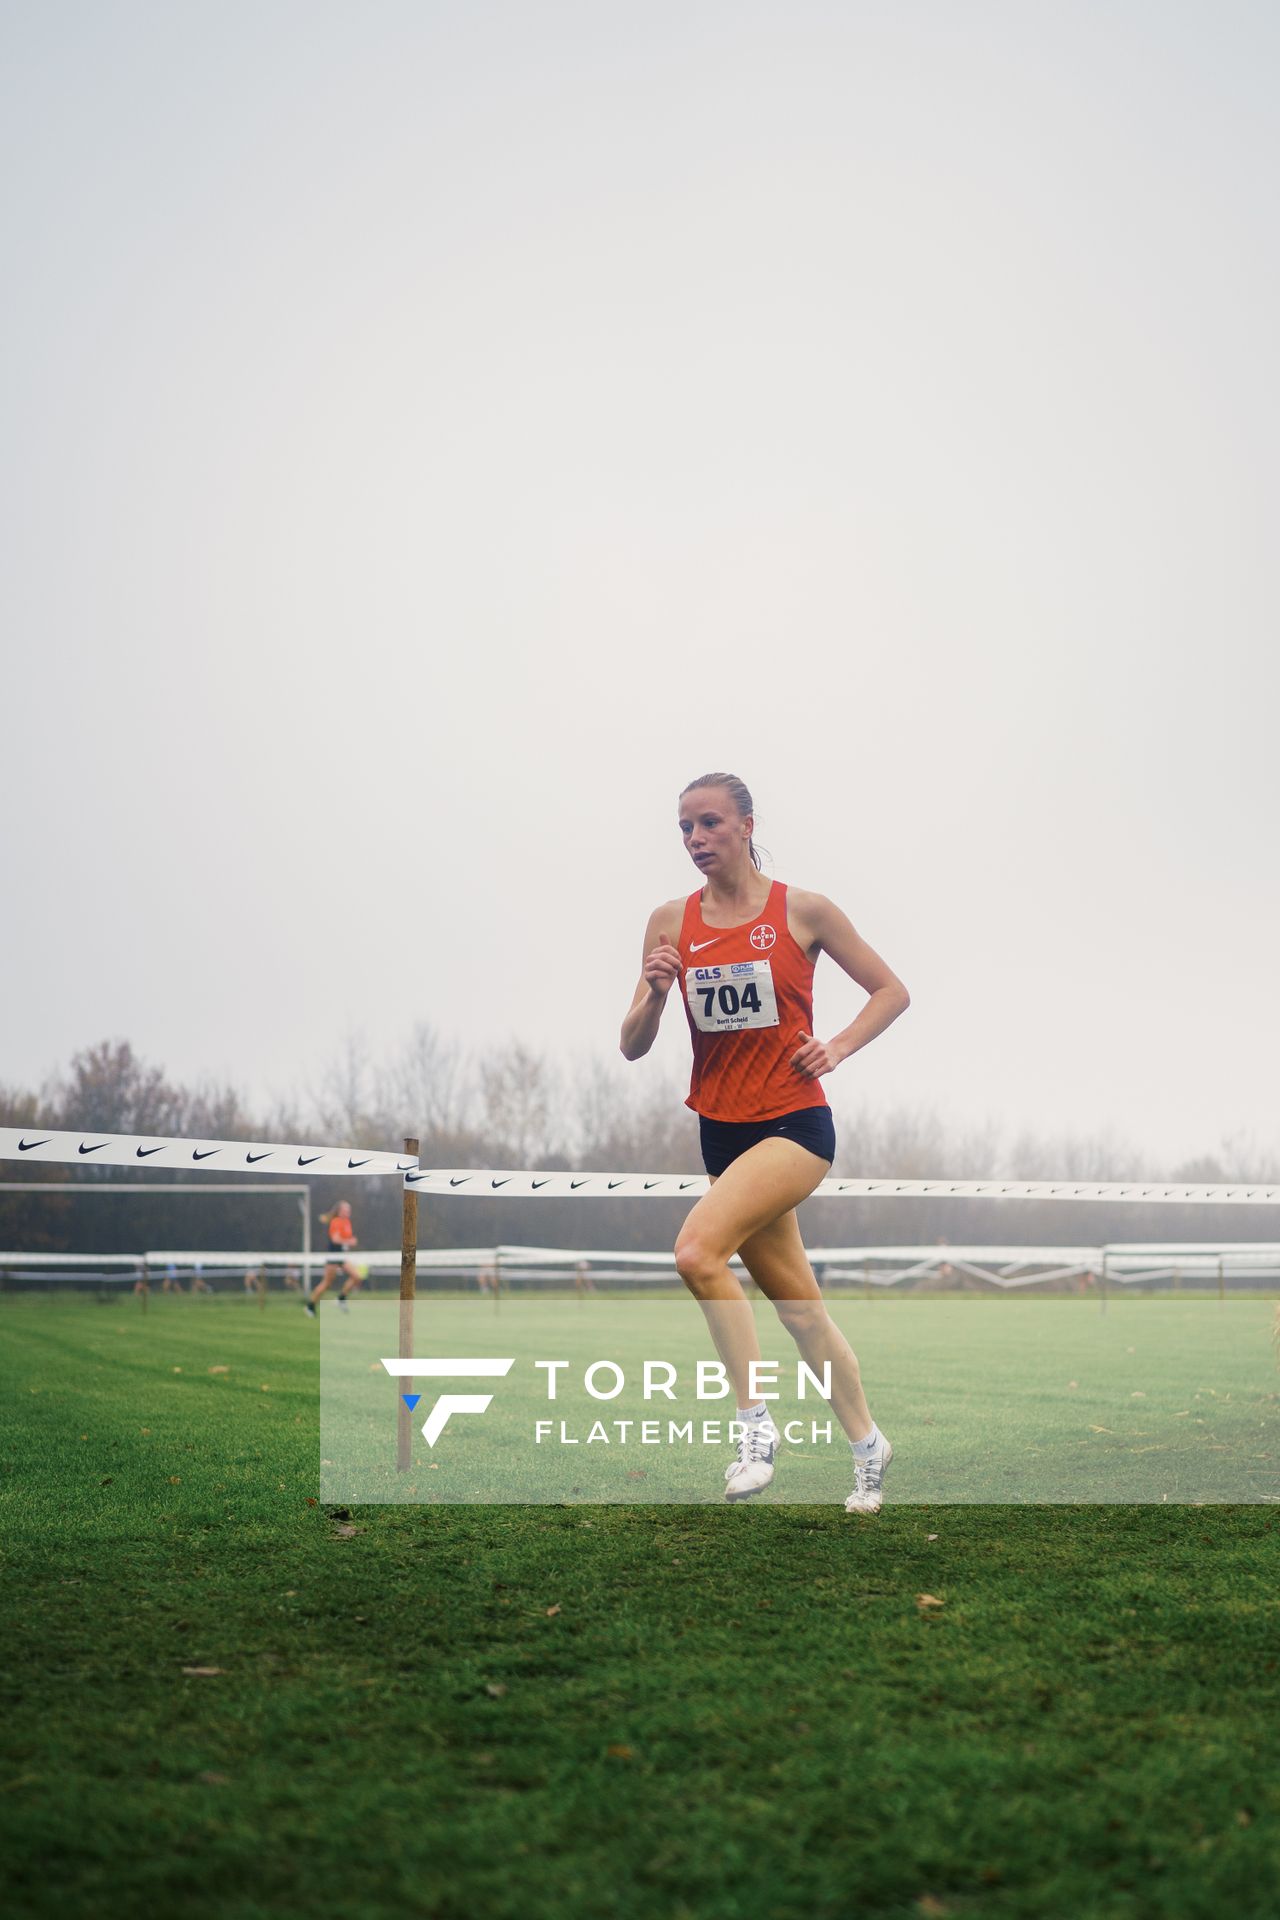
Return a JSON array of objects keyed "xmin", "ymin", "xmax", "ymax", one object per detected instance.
[
  {"xmin": 685, "ymin": 959, "xmax": 780, "ymax": 1033},
  {"xmin": 697, "ymin": 981, "xmax": 761, "ymax": 1019}
]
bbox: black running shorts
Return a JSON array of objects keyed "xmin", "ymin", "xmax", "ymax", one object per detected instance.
[{"xmin": 698, "ymin": 1107, "xmax": 836, "ymax": 1177}]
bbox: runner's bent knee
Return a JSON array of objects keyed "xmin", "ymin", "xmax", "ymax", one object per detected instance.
[
  {"xmin": 674, "ymin": 1228, "xmax": 731, "ymax": 1292},
  {"xmin": 773, "ymin": 1297, "xmax": 828, "ymax": 1337}
]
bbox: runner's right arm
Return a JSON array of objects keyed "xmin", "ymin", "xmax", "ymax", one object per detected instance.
[{"xmin": 620, "ymin": 907, "xmax": 683, "ymax": 1061}]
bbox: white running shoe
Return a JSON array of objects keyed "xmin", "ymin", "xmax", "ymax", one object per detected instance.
[
  {"xmin": 724, "ymin": 1416, "xmax": 780, "ymax": 1502},
  {"xmin": 844, "ymin": 1435, "xmax": 893, "ymax": 1515}
]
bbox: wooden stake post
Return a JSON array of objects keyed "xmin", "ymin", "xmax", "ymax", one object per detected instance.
[{"xmin": 397, "ymin": 1136, "xmax": 419, "ymax": 1472}]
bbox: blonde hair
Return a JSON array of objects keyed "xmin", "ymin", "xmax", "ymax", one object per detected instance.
[{"xmin": 679, "ymin": 771, "xmax": 764, "ymax": 871}]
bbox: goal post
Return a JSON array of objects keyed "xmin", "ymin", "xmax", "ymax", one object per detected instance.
[{"xmin": 0, "ymin": 1181, "xmax": 311, "ymax": 1290}]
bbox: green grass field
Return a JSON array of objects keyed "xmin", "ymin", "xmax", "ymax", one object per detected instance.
[{"xmin": 3, "ymin": 1293, "xmax": 1279, "ymax": 1919}]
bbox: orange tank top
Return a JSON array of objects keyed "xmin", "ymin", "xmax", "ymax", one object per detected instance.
[{"xmin": 678, "ymin": 879, "xmax": 828, "ymax": 1123}]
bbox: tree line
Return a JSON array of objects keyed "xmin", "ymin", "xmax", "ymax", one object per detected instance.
[{"xmin": 2, "ymin": 1033, "xmax": 1276, "ymax": 1259}]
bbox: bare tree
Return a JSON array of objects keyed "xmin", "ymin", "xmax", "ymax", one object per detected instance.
[
  {"xmin": 377, "ymin": 1022, "xmax": 472, "ymax": 1142},
  {"xmin": 52, "ymin": 1040, "xmax": 186, "ymax": 1138},
  {"xmin": 1005, "ymin": 1122, "xmax": 1152, "ymax": 1182},
  {"xmin": 309, "ymin": 1030, "xmax": 379, "ymax": 1143},
  {"xmin": 477, "ymin": 1041, "xmax": 567, "ymax": 1166},
  {"xmin": 567, "ymin": 1054, "xmax": 700, "ymax": 1171}
]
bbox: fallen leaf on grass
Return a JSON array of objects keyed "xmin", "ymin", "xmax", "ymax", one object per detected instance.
[
  {"xmin": 1130, "ymin": 1391, "xmax": 1146, "ymax": 1399},
  {"xmin": 545, "ymin": 1604, "xmax": 562, "ymax": 1617},
  {"xmin": 606, "ymin": 1744, "xmax": 634, "ymax": 1760},
  {"xmin": 182, "ymin": 1666, "xmax": 226, "ymax": 1677},
  {"xmin": 917, "ymin": 1896, "xmax": 949, "ymax": 1916},
  {"xmin": 484, "ymin": 1683, "xmax": 508, "ymax": 1698},
  {"xmin": 305, "ymin": 1497, "xmax": 318, "ymax": 1506},
  {"xmin": 169, "ymin": 1476, "xmax": 182, "ymax": 1485},
  {"xmin": 332, "ymin": 1524, "xmax": 365, "ymax": 1539},
  {"xmin": 916, "ymin": 1594, "xmax": 945, "ymax": 1612},
  {"xmin": 925, "ymin": 1533, "xmax": 939, "ymax": 1542},
  {"xmin": 1088, "ymin": 1426, "xmax": 1114, "ymax": 1435},
  {"xmin": 197, "ymin": 1771, "xmax": 230, "ymax": 1786},
  {"xmin": 208, "ymin": 1366, "xmax": 230, "ymax": 1376}
]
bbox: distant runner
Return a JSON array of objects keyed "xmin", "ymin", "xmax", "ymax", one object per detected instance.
[{"xmin": 305, "ymin": 1201, "xmax": 360, "ymax": 1316}]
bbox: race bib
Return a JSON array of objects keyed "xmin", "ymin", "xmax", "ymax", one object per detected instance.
[{"xmin": 685, "ymin": 958, "xmax": 779, "ymax": 1034}]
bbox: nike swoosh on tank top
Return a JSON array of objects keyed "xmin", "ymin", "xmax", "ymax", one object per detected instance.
[{"xmin": 677, "ymin": 878, "xmax": 829, "ymax": 1123}]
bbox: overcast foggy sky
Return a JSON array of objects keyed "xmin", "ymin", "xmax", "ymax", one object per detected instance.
[{"xmin": 3, "ymin": 1, "xmax": 1278, "ymax": 1167}]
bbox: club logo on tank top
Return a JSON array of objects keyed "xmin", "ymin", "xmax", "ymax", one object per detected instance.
[{"xmin": 750, "ymin": 924, "xmax": 776, "ymax": 951}]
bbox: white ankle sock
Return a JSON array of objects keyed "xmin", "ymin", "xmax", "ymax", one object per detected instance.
[
  {"xmin": 737, "ymin": 1402, "xmax": 772, "ymax": 1423},
  {"xmin": 852, "ymin": 1422, "xmax": 882, "ymax": 1457}
]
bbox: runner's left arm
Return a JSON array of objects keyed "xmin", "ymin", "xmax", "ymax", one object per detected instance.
[{"xmin": 790, "ymin": 895, "xmax": 910, "ymax": 1078}]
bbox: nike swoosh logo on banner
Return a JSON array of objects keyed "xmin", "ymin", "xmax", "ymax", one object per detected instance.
[
  {"xmin": 570, "ymin": 1179, "xmax": 590, "ymax": 1190},
  {"xmin": 449, "ymin": 1177, "xmax": 470, "ymax": 1187},
  {"xmin": 532, "ymin": 1179, "xmax": 551, "ymax": 1190},
  {"xmin": 644, "ymin": 1180, "xmax": 663, "ymax": 1190},
  {"xmin": 298, "ymin": 1155, "xmax": 323, "ymax": 1167},
  {"xmin": 78, "ymin": 1142, "xmax": 107, "ymax": 1155},
  {"xmin": 246, "ymin": 1152, "xmax": 272, "ymax": 1164},
  {"xmin": 347, "ymin": 1157, "xmax": 370, "ymax": 1170},
  {"xmin": 689, "ymin": 938, "xmax": 722, "ymax": 952},
  {"xmin": 135, "ymin": 1146, "xmax": 164, "ymax": 1158},
  {"xmin": 491, "ymin": 1178, "xmax": 511, "ymax": 1189},
  {"xmin": 607, "ymin": 1180, "xmax": 627, "ymax": 1190},
  {"xmin": 18, "ymin": 1138, "xmax": 50, "ymax": 1151},
  {"xmin": 192, "ymin": 1149, "xmax": 219, "ymax": 1161},
  {"xmin": 679, "ymin": 1180, "xmax": 698, "ymax": 1191}
]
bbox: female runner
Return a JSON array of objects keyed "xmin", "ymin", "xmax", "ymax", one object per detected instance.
[{"xmin": 620, "ymin": 773, "xmax": 910, "ymax": 1513}]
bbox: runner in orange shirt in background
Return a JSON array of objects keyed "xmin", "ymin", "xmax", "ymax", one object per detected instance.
[{"xmin": 305, "ymin": 1200, "xmax": 360, "ymax": 1316}]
